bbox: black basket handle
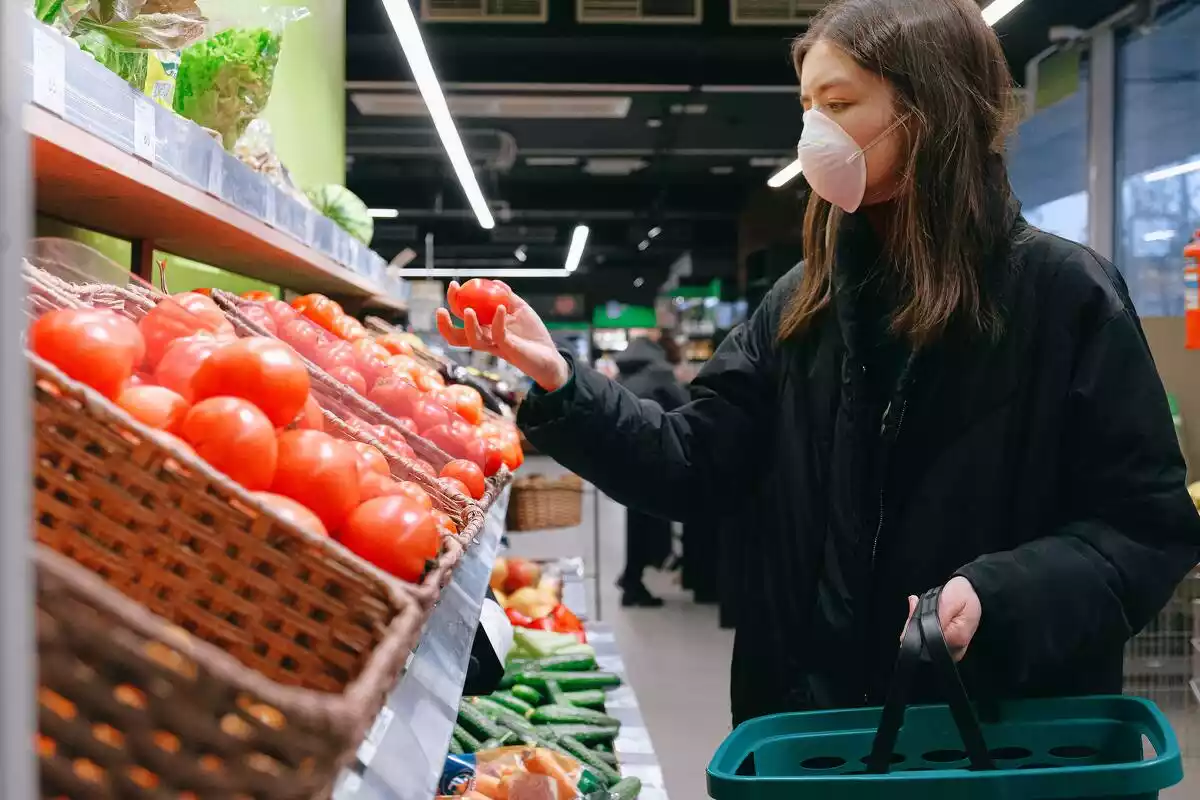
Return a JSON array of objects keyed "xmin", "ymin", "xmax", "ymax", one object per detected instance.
[{"xmin": 865, "ymin": 585, "xmax": 995, "ymax": 774}]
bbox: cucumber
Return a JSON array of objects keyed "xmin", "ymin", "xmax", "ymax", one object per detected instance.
[
  {"xmin": 524, "ymin": 653, "xmax": 597, "ymax": 672},
  {"xmin": 478, "ymin": 730, "xmax": 517, "ymax": 750},
  {"xmin": 557, "ymin": 735, "xmax": 622, "ymax": 787},
  {"xmin": 592, "ymin": 748, "xmax": 618, "ymax": 767},
  {"xmin": 447, "ymin": 735, "xmax": 464, "ymax": 755},
  {"xmin": 609, "ymin": 777, "xmax": 642, "ymax": 799},
  {"xmin": 453, "ymin": 724, "xmax": 482, "ymax": 753},
  {"xmin": 514, "ymin": 671, "xmax": 621, "ymax": 692},
  {"xmin": 530, "ymin": 704, "xmax": 622, "ymax": 728},
  {"xmin": 457, "ymin": 700, "xmax": 505, "ymax": 741},
  {"xmin": 545, "ymin": 679, "xmax": 569, "ymax": 705},
  {"xmin": 562, "ymin": 689, "xmax": 607, "ymax": 709},
  {"xmin": 490, "ymin": 691, "xmax": 535, "ymax": 717},
  {"xmin": 536, "ymin": 724, "xmax": 619, "ymax": 746},
  {"xmin": 509, "ymin": 684, "xmax": 543, "ymax": 706},
  {"xmin": 472, "ymin": 697, "xmax": 541, "ymax": 744}
]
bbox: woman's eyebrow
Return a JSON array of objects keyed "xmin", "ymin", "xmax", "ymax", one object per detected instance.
[{"xmin": 800, "ymin": 77, "xmax": 852, "ymax": 100}]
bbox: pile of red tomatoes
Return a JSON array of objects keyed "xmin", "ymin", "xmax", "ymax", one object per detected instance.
[{"xmin": 28, "ymin": 290, "xmax": 506, "ymax": 586}]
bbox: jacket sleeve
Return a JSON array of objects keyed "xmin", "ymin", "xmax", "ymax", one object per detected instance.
[
  {"xmin": 956, "ymin": 307, "xmax": 1200, "ymax": 689},
  {"xmin": 518, "ymin": 305, "xmax": 779, "ymax": 522}
]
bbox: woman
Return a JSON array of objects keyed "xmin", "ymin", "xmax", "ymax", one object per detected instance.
[
  {"xmin": 612, "ymin": 332, "xmax": 689, "ymax": 607},
  {"xmin": 439, "ymin": 0, "xmax": 1200, "ymax": 725}
]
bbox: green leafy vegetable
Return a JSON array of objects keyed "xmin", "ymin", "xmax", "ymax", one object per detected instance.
[
  {"xmin": 306, "ymin": 185, "xmax": 375, "ymax": 246},
  {"xmin": 173, "ymin": 26, "xmax": 283, "ymax": 148},
  {"xmin": 75, "ymin": 28, "xmax": 148, "ymax": 91}
]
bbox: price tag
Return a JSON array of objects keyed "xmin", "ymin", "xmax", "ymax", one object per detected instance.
[
  {"xmin": 32, "ymin": 27, "xmax": 66, "ymax": 117},
  {"xmin": 133, "ymin": 100, "xmax": 156, "ymax": 162}
]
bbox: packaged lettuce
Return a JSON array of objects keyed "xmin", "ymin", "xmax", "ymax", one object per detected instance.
[
  {"xmin": 172, "ymin": 7, "xmax": 307, "ymax": 148},
  {"xmin": 75, "ymin": 28, "xmax": 149, "ymax": 91}
]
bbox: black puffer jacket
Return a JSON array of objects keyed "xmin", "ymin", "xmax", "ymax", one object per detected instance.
[
  {"xmin": 519, "ymin": 213, "xmax": 1200, "ymax": 725},
  {"xmin": 613, "ymin": 338, "xmax": 689, "ymax": 412}
]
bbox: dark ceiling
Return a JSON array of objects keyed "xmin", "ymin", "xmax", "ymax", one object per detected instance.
[{"xmin": 345, "ymin": 0, "xmax": 1131, "ymax": 300}]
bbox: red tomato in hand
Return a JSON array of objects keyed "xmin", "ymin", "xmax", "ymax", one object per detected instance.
[
  {"xmin": 411, "ymin": 398, "xmax": 451, "ymax": 434},
  {"xmin": 295, "ymin": 394, "xmax": 324, "ymax": 432},
  {"xmin": 368, "ymin": 377, "xmax": 421, "ymax": 420},
  {"xmin": 152, "ymin": 334, "xmax": 221, "ymax": 403},
  {"xmin": 180, "ymin": 397, "xmax": 278, "ymax": 490},
  {"xmin": 237, "ymin": 303, "xmax": 278, "ymax": 336},
  {"xmin": 339, "ymin": 495, "xmax": 439, "ymax": 583},
  {"xmin": 271, "ymin": 431, "xmax": 360, "ymax": 531},
  {"xmin": 440, "ymin": 459, "xmax": 486, "ymax": 500},
  {"xmin": 292, "ymin": 294, "xmax": 343, "ymax": 333},
  {"xmin": 395, "ymin": 480, "xmax": 434, "ymax": 511},
  {"xmin": 117, "ymin": 385, "xmax": 190, "ymax": 434},
  {"xmin": 278, "ymin": 319, "xmax": 324, "ymax": 362},
  {"xmin": 328, "ymin": 365, "xmax": 367, "ymax": 396},
  {"xmin": 191, "ymin": 338, "xmax": 310, "ymax": 427},
  {"xmin": 31, "ymin": 309, "xmax": 144, "ymax": 399},
  {"xmin": 251, "ymin": 491, "xmax": 327, "ymax": 537},
  {"xmin": 456, "ymin": 279, "xmax": 513, "ymax": 326},
  {"xmin": 313, "ymin": 340, "xmax": 357, "ymax": 375}
]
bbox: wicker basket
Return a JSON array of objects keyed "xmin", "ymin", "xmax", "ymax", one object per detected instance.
[
  {"xmin": 36, "ymin": 545, "xmax": 423, "ymax": 799},
  {"xmin": 506, "ymin": 474, "xmax": 585, "ymax": 531}
]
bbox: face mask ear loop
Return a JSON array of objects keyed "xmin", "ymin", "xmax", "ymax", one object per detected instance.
[{"xmin": 845, "ymin": 111, "xmax": 912, "ymax": 165}]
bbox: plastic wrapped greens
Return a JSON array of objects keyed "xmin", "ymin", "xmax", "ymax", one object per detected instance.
[
  {"xmin": 173, "ymin": 7, "xmax": 308, "ymax": 148},
  {"xmin": 74, "ymin": 28, "xmax": 149, "ymax": 90}
]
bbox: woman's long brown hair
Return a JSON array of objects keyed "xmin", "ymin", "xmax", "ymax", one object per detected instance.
[{"xmin": 779, "ymin": 0, "xmax": 1020, "ymax": 346}]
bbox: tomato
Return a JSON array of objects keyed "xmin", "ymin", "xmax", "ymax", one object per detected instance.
[
  {"xmin": 440, "ymin": 459, "xmax": 485, "ymax": 500},
  {"xmin": 424, "ymin": 424, "xmax": 466, "ymax": 460},
  {"xmin": 237, "ymin": 303, "xmax": 278, "ymax": 337},
  {"xmin": 295, "ymin": 395, "xmax": 324, "ymax": 432},
  {"xmin": 271, "ymin": 431, "xmax": 360, "ymax": 531},
  {"xmin": 351, "ymin": 339, "xmax": 391, "ymax": 386},
  {"xmin": 395, "ymin": 480, "xmax": 434, "ymax": 511},
  {"xmin": 369, "ymin": 424, "xmax": 415, "ymax": 460},
  {"xmin": 180, "ymin": 397, "xmax": 277, "ymax": 490},
  {"xmin": 393, "ymin": 417, "xmax": 419, "ymax": 436},
  {"xmin": 339, "ymin": 495, "xmax": 439, "ymax": 582},
  {"xmin": 151, "ymin": 335, "xmax": 218, "ymax": 403},
  {"xmin": 31, "ymin": 309, "xmax": 144, "ymax": 399},
  {"xmin": 352, "ymin": 441, "xmax": 390, "ymax": 477},
  {"xmin": 328, "ymin": 365, "xmax": 367, "ymax": 396},
  {"xmin": 440, "ymin": 384, "xmax": 484, "ymax": 425},
  {"xmin": 377, "ymin": 334, "xmax": 414, "ymax": 356},
  {"xmin": 439, "ymin": 477, "xmax": 471, "ymax": 499},
  {"xmin": 469, "ymin": 437, "xmax": 506, "ymax": 477},
  {"xmin": 432, "ymin": 509, "xmax": 458, "ymax": 538},
  {"xmin": 312, "ymin": 340, "xmax": 357, "ymax": 375},
  {"xmin": 191, "ymin": 338, "xmax": 311, "ymax": 428},
  {"xmin": 251, "ymin": 491, "xmax": 327, "ymax": 537},
  {"xmin": 292, "ymin": 294, "xmax": 343, "ymax": 333},
  {"xmin": 357, "ymin": 470, "xmax": 398, "ymax": 502},
  {"xmin": 264, "ymin": 299, "xmax": 299, "ymax": 329},
  {"xmin": 117, "ymin": 385, "xmax": 190, "ymax": 434},
  {"xmin": 411, "ymin": 398, "xmax": 451, "ymax": 434},
  {"xmin": 278, "ymin": 319, "xmax": 324, "ymax": 362},
  {"xmin": 410, "ymin": 460, "xmax": 438, "ymax": 480},
  {"xmin": 368, "ymin": 376, "xmax": 421, "ymax": 420},
  {"xmin": 332, "ymin": 315, "xmax": 367, "ymax": 342},
  {"xmin": 456, "ymin": 279, "xmax": 513, "ymax": 326},
  {"xmin": 385, "ymin": 355, "xmax": 422, "ymax": 383},
  {"xmin": 241, "ymin": 291, "xmax": 275, "ymax": 302}
]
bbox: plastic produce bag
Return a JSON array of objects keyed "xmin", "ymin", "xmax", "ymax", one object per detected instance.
[
  {"xmin": 173, "ymin": 6, "xmax": 309, "ymax": 148},
  {"xmin": 306, "ymin": 185, "xmax": 374, "ymax": 246},
  {"xmin": 74, "ymin": 27, "xmax": 149, "ymax": 89},
  {"xmin": 234, "ymin": 119, "xmax": 312, "ymax": 208}
]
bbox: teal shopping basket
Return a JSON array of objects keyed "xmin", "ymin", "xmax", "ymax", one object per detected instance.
[{"xmin": 707, "ymin": 587, "xmax": 1183, "ymax": 799}]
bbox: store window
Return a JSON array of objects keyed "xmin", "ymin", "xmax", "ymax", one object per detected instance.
[
  {"xmin": 1116, "ymin": 2, "xmax": 1200, "ymax": 317},
  {"xmin": 1008, "ymin": 56, "xmax": 1090, "ymax": 245}
]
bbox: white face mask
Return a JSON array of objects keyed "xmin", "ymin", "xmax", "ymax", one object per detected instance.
[{"xmin": 796, "ymin": 108, "xmax": 909, "ymax": 214}]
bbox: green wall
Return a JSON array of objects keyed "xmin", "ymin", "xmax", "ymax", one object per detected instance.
[{"xmin": 37, "ymin": 0, "xmax": 347, "ymax": 294}]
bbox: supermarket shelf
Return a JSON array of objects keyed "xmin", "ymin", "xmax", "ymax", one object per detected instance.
[
  {"xmin": 334, "ymin": 488, "xmax": 510, "ymax": 800},
  {"xmin": 23, "ymin": 20, "xmax": 406, "ymax": 308}
]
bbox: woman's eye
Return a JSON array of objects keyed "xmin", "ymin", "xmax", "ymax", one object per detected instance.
[{"xmin": 825, "ymin": 102, "xmax": 850, "ymax": 112}]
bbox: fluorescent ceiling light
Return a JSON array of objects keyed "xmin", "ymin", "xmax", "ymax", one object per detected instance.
[
  {"xmin": 565, "ymin": 225, "xmax": 590, "ymax": 273},
  {"xmin": 378, "ymin": 0, "xmax": 495, "ymax": 230},
  {"xmin": 648, "ymin": 226, "xmax": 662, "ymax": 239},
  {"xmin": 395, "ymin": 268, "xmax": 570, "ymax": 278},
  {"xmin": 637, "ymin": 240, "xmax": 650, "ymax": 251},
  {"xmin": 767, "ymin": 157, "xmax": 804, "ymax": 188},
  {"xmin": 634, "ymin": 277, "xmax": 645, "ymax": 288},
  {"xmin": 526, "ymin": 157, "xmax": 580, "ymax": 167},
  {"xmin": 1143, "ymin": 230, "xmax": 1177, "ymax": 242},
  {"xmin": 369, "ymin": 208, "xmax": 400, "ymax": 219},
  {"xmin": 710, "ymin": 165, "xmax": 734, "ymax": 175},
  {"xmin": 1144, "ymin": 159, "xmax": 1200, "ymax": 183},
  {"xmin": 980, "ymin": 0, "xmax": 1026, "ymax": 26},
  {"xmin": 514, "ymin": 246, "xmax": 527, "ymax": 262}
]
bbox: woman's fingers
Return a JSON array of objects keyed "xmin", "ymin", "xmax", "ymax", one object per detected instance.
[
  {"xmin": 447, "ymin": 281, "xmax": 464, "ymax": 318},
  {"xmin": 463, "ymin": 307, "xmax": 492, "ymax": 351},
  {"xmin": 492, "ymin": 305, "xmax": 510, "ymax": 349},
  {"xmin": 436, "ymin": 308, "xmax": 469, "ymax": 347}
]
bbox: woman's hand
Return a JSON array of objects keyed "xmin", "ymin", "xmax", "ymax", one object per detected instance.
[
  {"xmin": 902, "ymin": 576, "xmax": 982, "ymax": 662},
  {"xmin": 436, "ymin": 281, "xmax": 571, "ymax": 392}
]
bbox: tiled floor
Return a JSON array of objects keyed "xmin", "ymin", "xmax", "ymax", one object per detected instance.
[{"xmin": 507, "ymin": 458, "xmax": 1200, "ymax": 798}]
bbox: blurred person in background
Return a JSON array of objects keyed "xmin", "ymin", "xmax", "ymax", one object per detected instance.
[
  {"xmin": 611, "ymin": 331, "xmax": 689, "ymax": 607},
  {"xmin": 440, "ymin": 0, "xmax": 1200, "ymax": 724}
]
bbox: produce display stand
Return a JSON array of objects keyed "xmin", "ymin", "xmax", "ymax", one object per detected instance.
[{"xmin": 334, "ymin": 490, "xmax": 511, "ymax": 800}]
